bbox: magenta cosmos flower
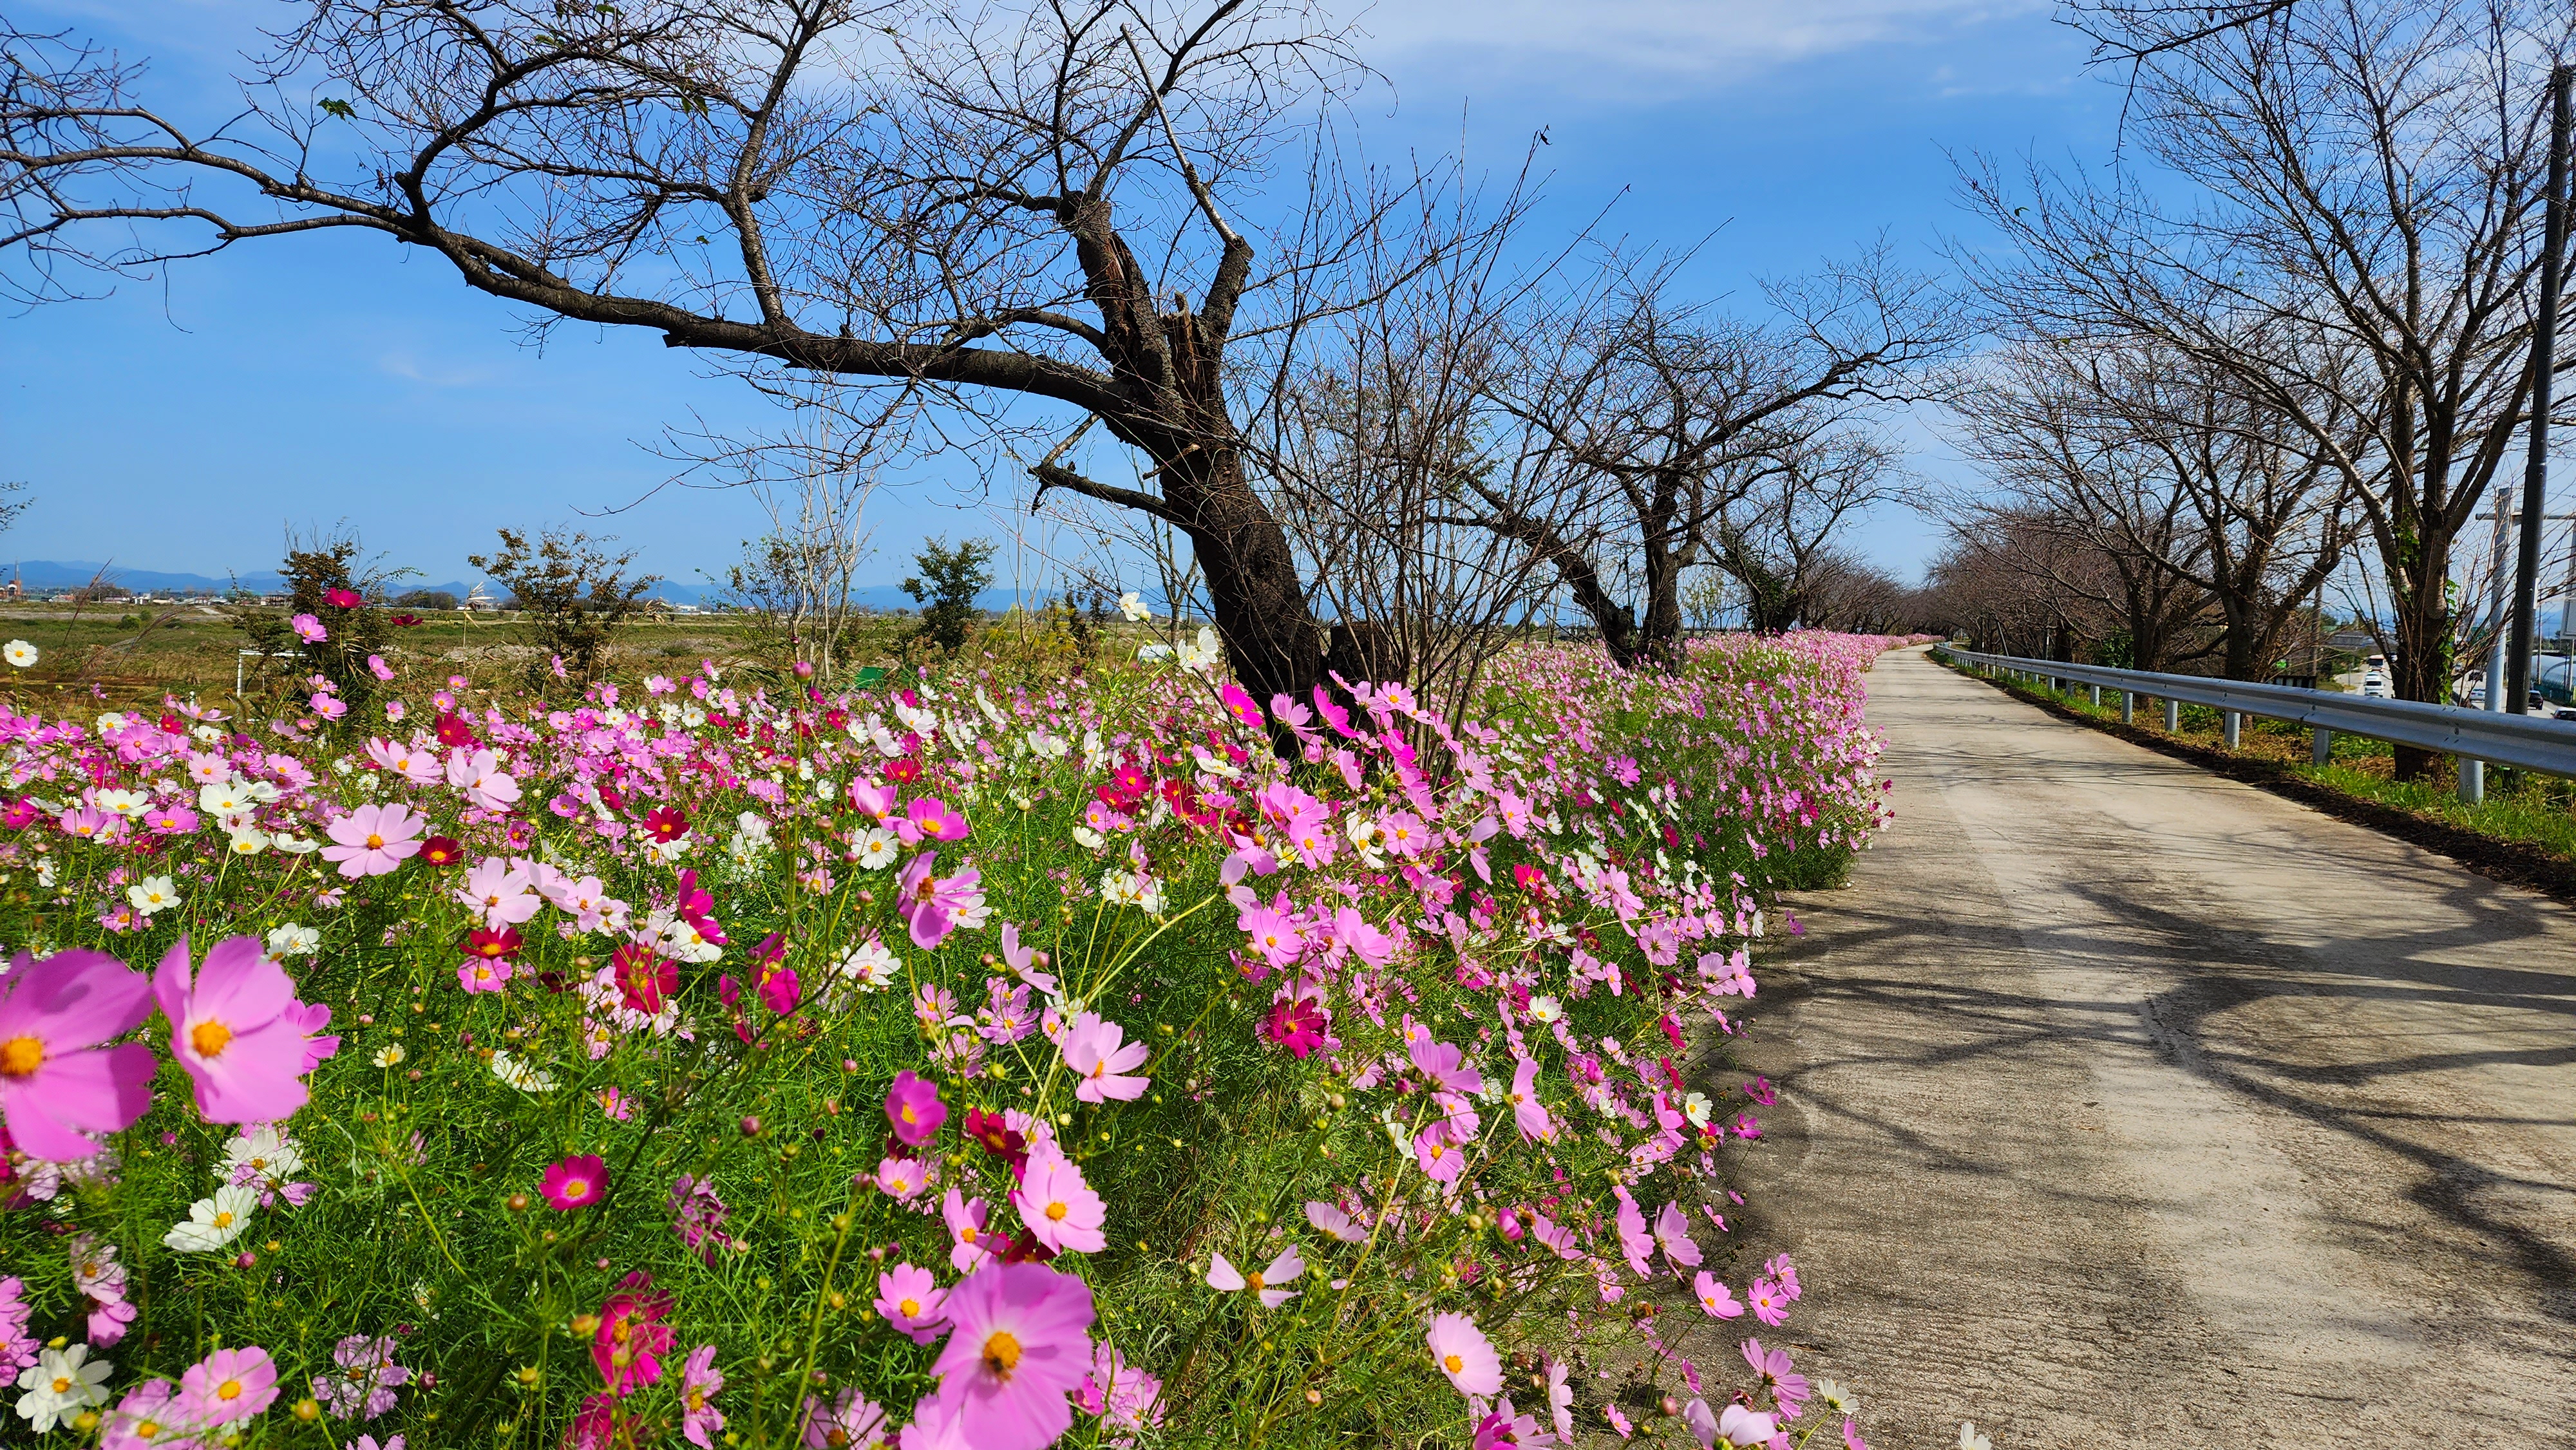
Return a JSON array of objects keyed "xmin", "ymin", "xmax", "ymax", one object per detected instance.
[
  {"xmin": 0, "ymin": 948, "xmax": 155, "ymax": 1160},
  {"xmin": 153, "ymin": 935, "xmax": 321, "ymax": 1125},
  {"xmin": 904, "ymin": 796, "xmax": 970, "ymax": 842},
  {"xmin": 542, "ymin": 1153, "xmax": 609, "ymax": 1210},
  {"xmin": 918, "ymin": 1261, "xmax": 1095, "ymax": 1450},
  {"xmin": 1059, "ymin": 1013, "xmax": 1148, "ymax": 1103},
  {"xmin": 592, "ymin": 1271, "xmax": 676, "ymax": 1397},
  {"xmin": 1261, "ymin": 997, "xmax": 1327, "ymax": 1059},
  {"xmin": 1427, "ymin": 1312, "xmax": 1502, "ymax": 1397},
  {"xmin": 885, "ymin": 1069, "xmax": 947, "ymax": 1146},
  {"xmin": 180, "ymin": 1344, "xmax": 280, "ymax": 1424},
  {"xmin": 320, "ymin": 802, "xmax": 427, "ymax": 879}
]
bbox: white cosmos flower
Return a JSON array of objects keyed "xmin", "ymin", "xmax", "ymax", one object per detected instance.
[
  {"xmin": 1174, "ymin": 626, "xmax": 1220, "ymax": 673},
  {"xmin": 95, "ymin": 713, "xmax": 129, "ymax": 735},
  {"xmin": 1683, "ymin": 1091, "xmax": 1713, "ymax": 1129},
  {"xmin": 849, "ymin": 827, "xmax": 900, "ymax": 871},
  {"xmin": 272, "ymin": 835, "xmax": 319, "ymax": 855},
  {"xmin": 491, "ymin": 1051, "xmax": 557, "ymax": 1094},
  {"xmin": 1117, "ymin": 590, "xmax": 1151, "ymax": 622},
  {"xmin": 222, "ymin": 1124, "xmax": 304, "ymax": 1183},
  {"xmin": 1069, "ymin": 825, "xmax": 1104, "ymax": 851},
  {"xmin": 835, "ymin": 937, "xmax": 900, "ymax": 990},
  {"xmin": 1, "ymin": 639, "xmax": 35, "ymax": 668},
  {"xmin": 198, "ymin": 782, "xmax": 253, "ymax": 815},
  {"xmin": 373, "ymin": 1044, "xmax": 406, "ymax": 1068},
  {"xmin": 125, "ymin": 875, "xmax": 180, "ymax": 916},
  {"xmin": 226, "ymin": 829, "xmax": 271, "ymax": 856},
  {"xmin": 164, "ymin": 1184, "xmax": 258, "ymax": 1252},
  {"xmin": 93, "ymin": 789, "xmax": 149, "ymax": 819},
  {"xmin": 13, "ymin": 1344, "xmax": 112, "ymax": 1431},
  {"xmin": 1527, "ymin": 995, "xmax": 1562, "ymax": 1024},
  {"xmin": 265, "ymin": 923, "xmax": 320, "ymax": 957}
]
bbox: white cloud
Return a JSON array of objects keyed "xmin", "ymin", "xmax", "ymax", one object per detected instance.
[{"xmin": 1347, "ymin": 0, "xmax": 2054, "ymax": 99}]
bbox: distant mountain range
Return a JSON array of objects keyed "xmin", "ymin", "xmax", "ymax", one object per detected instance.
[{"xmin": 1, "ymin": 561, "xmax": 1039, "ymax": 613}]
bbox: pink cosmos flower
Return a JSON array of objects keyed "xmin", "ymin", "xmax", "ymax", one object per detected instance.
[
  {"xmin": 1654, "ymin": 1201, "xmax": 1702, "ymax": 1270},
  {"xmin": 1406, "ymin": 1030, "xmax": 1482, "ymax": 1095},
  {"xmin": 1305, "ymin": 1200, "xmax": 1368, "ymax": 1245},
  {"xmin": 1206, "ymin": 1245, "xmax": 1303, "ymax": 1308},
  {"xmin": 321, "ymin": 802, "xmax": 426, "ymax": 879},
  {"xmin": 0, "ymin": 1277, "xmax": 36, "ymax": 1381},
  {"xmin": 1741, "ymin": 1339, "xmax": 1808, "ymax": 1417},
  {"xmin": 875, "ymin": 1155, "xmax": 930, "ymax": 1201},
  {"xmin": 1079, "ymin": 1341, "xmax": 1166, "ymax": 1438},
  {"xmin": 1012, "ymin": 1150, "xmax": 1106, "ymax": 1254},
  {"xmin": 1426, "ymin": 1312, "xmax": 1503, "ymax": 1397},
  {"xmin": 1059, "ymin": 1013, "xmax": 1148, "ymax": 1103},
  {"xmin": 541, "ymin": 1153, "xmax": 608, "ymax": 1210},
  {"xmin": 1691, "ymin": 1271, "xmax": 1743, "ymax": 1319},
  {"xmin": 679, "ymin": 1344, "xmax": 726, "ymax": 1448},
  {"xmin": 292, "ymin": 613, "xmax": 327, "ymax": 643},
  {"xmin": 180, "ymin": 1344, "xmax": 280, "ymax": 1424},
  {"xmin": 457, "ymin": 957, "xmax": 512, "ymax": 994},
  {"xmin": 102, "ymin": 1379, "xmax": 184, "ymax": 1448},
  {"xmin": 1472, "ymin": 1397, "xmax": 1551, "ymax": 1449},
  {"xmin": 1763, "ymin": 1252, "xmax": 1801, "ymax": 1299},
  {"xmin": 312, "ymin": 692, "xmax": 350, "ymax": 721},
  {"xmin": 314, "ymin": 1334, "xmax": 409, "ymax": 1420},
  {"xmin": 444, "ymin": 748, "xmax": 522, "ymax": 813},
  {"xmin": 799, "ymin": 1389, "xmax": 886, "ymax": 1449},
  {"xmin": 1414, "ymin": 1124, "xmax": 1465, "ymax": 1183},
  {"xmin": 875, "ymin": 1262, "xmax": 949, "ymax": 1345},
  {"xmin": 1236, "ymin": 901, "xmax": 1304, "ymax": 969},
  {"xmin": 0, "ymin": 947, "xmax": 156, "ymax": 1160},
  {"xmin": 897, "ymin": 852, "xmax": 982, "ymax": 950},
  {"xmin": 1718, "ymin": 1405, "xmax": 1778, "ymax": 1447},
  {"xmin": 920, "ymin": 1261, "xmax": 1096, "ymax": 1450},
  {"xmin": 1748, "ymin": 1276, "xmax": 1791, "ymax": 1327},
  {"xmin": 592, "ymin": 1271, "xmax": 676, "ymax": 1397},
  {"xmin": 1508, "ymin": 1057, "xmax": 1554, "ymax": 1143},
  {"xmin": 154, "ymin": 935, "xmax": 318, "ymax": 1125},
  {"xmin": 906, "ymin": 796, "xmax": 970, "ymax": 842},
  {"xmin": 1842, "ymin": 1418, "xmax": 1870, "ymax": 1450},
  {"xmin": 945, "ymin": 1189, "xmax": 998, "ymax": 1272},
  {"xmin": 457, "ymin": 858, "xmax": 540, "ymax": 930},
  {"xmin": 1613, "ymin": 1189, "xmax": 1654, "ymax": 1277},
  {"xmin": 368, "ymin": 654, "xmax": 396, "ymax": 682},
  {"xmin": 886, "ymin": 1069, "xmax": 947, "ymax": 1146}
]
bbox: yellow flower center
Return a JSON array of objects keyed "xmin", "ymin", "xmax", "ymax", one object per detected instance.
[
  {"xmin": 137, "ymin": 1421, "xmax": 161, "ymax": 1439},
  {"xmin": 52, "ymin": 1376, "xmax": 73, "ymax": 1393},
  {"xmin": 213, "ymin": 1210, "xmax": 235, "ymax": 1229},
  {"xmin": 898, "ymin": 1297, "xmax": 921, "ymax": 1317},
  {"xmin": 1046, "ymin": 1201, "xmax": 1068, "ymax": 1221},
  {"xmin": 560, "ymin": 1178, "xmax": 589, "ymax": 1201},
  {"xmin": 1245, "ymin": 1270, "xmax": 1265, "ymax": 1292},
  {"xmin": 218, "ymin": 1379, "xmax": 243, "ymax": 1401},
  {"xmin": 899, "ymin": 1104, "xmax": 918, "ymax": 1124},
  {"xmin": 366, "ymin": 833, "xmax": 384, "ymax": 849},
  {"xmin": 191, "ymin": 1020, "xmax": 234, "ymax": 1058},
  {"xmin": 958, "ymin": 1227, "xmax": 977, "ymax": 1244},
  {"xmin": 1443, "ymin": 1354, "xmax": 1463, "ymax": 1374},
  {"xmin": 0, "ymin": 1035, "xmax": 43, "ymax": 1078},
  {"xmin": 981, "ymin": 1331, "xmax": 1022, "ymax": 1379}
]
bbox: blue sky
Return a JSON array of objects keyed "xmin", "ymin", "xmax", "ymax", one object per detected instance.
[{"xmin": 0, "ymin": 0, "xmax": 2107, "ymax": 593}]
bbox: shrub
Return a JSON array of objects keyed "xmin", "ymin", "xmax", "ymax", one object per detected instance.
[
  {"xmin": 469, "ymin": 527, "xmax": 661, "ymax": 688},
  {"xmin": 900, "ymin": 537, "xmax": 996, "ymax": 654},
  {"xmin": 0, "ymin": 634, "xmax": 1896, "ymax": 1449}
]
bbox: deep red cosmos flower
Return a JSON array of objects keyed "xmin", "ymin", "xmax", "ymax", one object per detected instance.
[
  {"xmin": 388, "ymin": 612, "xmax": 424, "ymax": 628},
  {"xmin": 463, "ymin": 927, "xmax": 524, "ymax": 961},
  {"xmin": 641, "ymin": 806, "xmax": 688, "ymax": 843},
  {"xmin": 417, "ymin": 836, "xmax": 463, "ymax": 867},
  {"xmin": 884, "ymin": 758, "xmax": 923, "ymax": 785},
  {"xmin": 435, "ymin": 713, "xmax": 478, "ymax": 748},
  {"xmin": 324, "ymin": 587, "xmax": 364, "ymax": 609},
  {"xmin": 962, "ymin": 1107, "xmax": 1028, "ymax": 1175},
  {"xmin": 614, "ymin": 943, "xmax": 676, "ymax": 1015}
]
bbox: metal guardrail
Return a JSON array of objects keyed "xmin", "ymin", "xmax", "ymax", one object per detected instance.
[{"xmin": 1936, "ymin": 646, "xmax": 2576, "ymax": 778}]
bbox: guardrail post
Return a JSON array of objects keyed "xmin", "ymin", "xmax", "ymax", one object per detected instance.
[
  {"xmin": 2162, "ymin": 698, "xmax": 2180, "ymax": 732},
  {"xmin": 2223, "ymin": 710, "xmax": 2240, "ymax": 750},
  {"xmin": 2458, "ymin": 758, "xmax": 2484, "ymax": 805},
  {"xmin": 2120, "ymin": 691, "xmax": 2134, "ymax": 724},
  {"xmin": 2311, "ymin": 728, "xmax": 2331, "ymax": 765},
  {"xmin": 2090, "ymin": 684, "xmax": 2101, "ymax": 707}
]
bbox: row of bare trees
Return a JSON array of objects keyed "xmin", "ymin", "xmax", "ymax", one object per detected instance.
[
  {"xmin": 0, "ymin": 0, "xmax": 1941, "ymax": 722},
  {"xmin": 1918, "ymin": 0, "xmax": 2576, "ymax": 778}
]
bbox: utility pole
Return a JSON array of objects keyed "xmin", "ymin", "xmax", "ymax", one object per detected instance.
[{"xmin": 2506, "ymin": 64, "xmax": 2573, "ymax": 715}]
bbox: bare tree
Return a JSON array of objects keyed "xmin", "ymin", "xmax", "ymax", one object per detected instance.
[
  {"xmin": 1702, "ymin": 429, "xmax": 1902, "ymax": 633},
  {"xmin": 1964, "ymin": 0, "xmax": 2576, "ymax": 773},
  {"xmin": 0, "ymin": 1, "xmax": 1465, "ymax": 708},
  {"xmin": 1468, "ymin": 245, "xmax": 1962, "ymax": 670},
  {"xmin": 700, "ymin": 387, "xmax": 884, "ymax": 681}
]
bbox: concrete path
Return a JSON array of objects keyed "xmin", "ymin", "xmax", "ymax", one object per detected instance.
[{"xmin": 1734, "ymin": 646, "xmax": 2576, "ymax": 1448}]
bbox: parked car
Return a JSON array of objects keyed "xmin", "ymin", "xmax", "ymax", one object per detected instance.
[{"xmin": 2361, "ymin": 670, "xmax": 2392, "ymax": 699}]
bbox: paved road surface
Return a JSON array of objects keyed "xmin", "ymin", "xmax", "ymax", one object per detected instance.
[{"xmin": 1734, "ymin": 646, "xmax": 2576, "ymax": 1448}]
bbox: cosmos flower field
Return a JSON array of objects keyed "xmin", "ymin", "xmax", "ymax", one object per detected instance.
[{"xmin": 0, "ymin": 624, "xmax": 1910, "ymax": 1449}]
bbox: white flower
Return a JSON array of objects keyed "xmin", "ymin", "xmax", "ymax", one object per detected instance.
[
  {"xmin": 1527, "ymin": 995, "xmax": 1562, "ymax": 1024},
  {"xmin": 835, "ymin": 937, "xmax": 900, "ymax": 990},
  {"xmin": 198, "ymin": 782, "xmax": 254, "ymax": 815},
  {"xmin": 225, "ymin": 829, "xmax": 271, "ymax": 856},
  {"xmin": 1175, "ymin": 625, "xmax": 1220, "ymax": 673},
  {"xmin": 95, "ymin": 712, "xmax": 129, "ymax": 735},
  {"xmin": 12, "ymin": 1344, "xmax": 111, "ymax": 1432},
  {"xmin": 93, "ymin": 789, "xmax": 149, "ymax": 819},
  {"xmin": 1069, "ymin": 825, "xmax": 1104, "ymax": 851},
  {"xmin": 222, "ymin": 1124, "xmax": 304, "ymax": 1183},
  {"xmin": 125, "ymin": 875, "xmax": 180, "ymax": 916},
  {"xmin": 1117, "ymin": 590, "xmax": 1151, "ymax": 622},
  {"xmin": 373, "ymin": 1044, "xmax": 406, "ymax": 1068},
  {"xmin": 164, "ymin": 1184, "xmax": 258, "ymax": 1252},
  {"xmin": 1960, "ymin": 1423, "xmax": 1993, "ymax": 1450},
  {"xmin": 1813, "ymin": 1379, "xmax": 1856, "ymax": 1415},
  {"xmin": 1, "ymin": 639, "xmax": 35, "ymax": 668},
  {"xmin": 1135, "ymin": 643, "xmax": 1173, "ymax": 663},
  {"xmin": 272, "ymin": 835, "xmax": 319, "ymax": 855},
  {"xmin": 265, "ymin": 923, "xmax": 320, "ymax": 958},
  {"xmin": 849, "ymin": 827, "xmax": 900, "ymax": 871},
  {"xmin": 1099, "ymin": 869, "xmax": 1164, "ymax": 915},
  {"xmin": 1683, "ymin": 1091, "xmax": 1714, "ymax": 1129},
  {"xmin": 491, "ymin": 1050, "xmax": 557, "ymax": 1094}
]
